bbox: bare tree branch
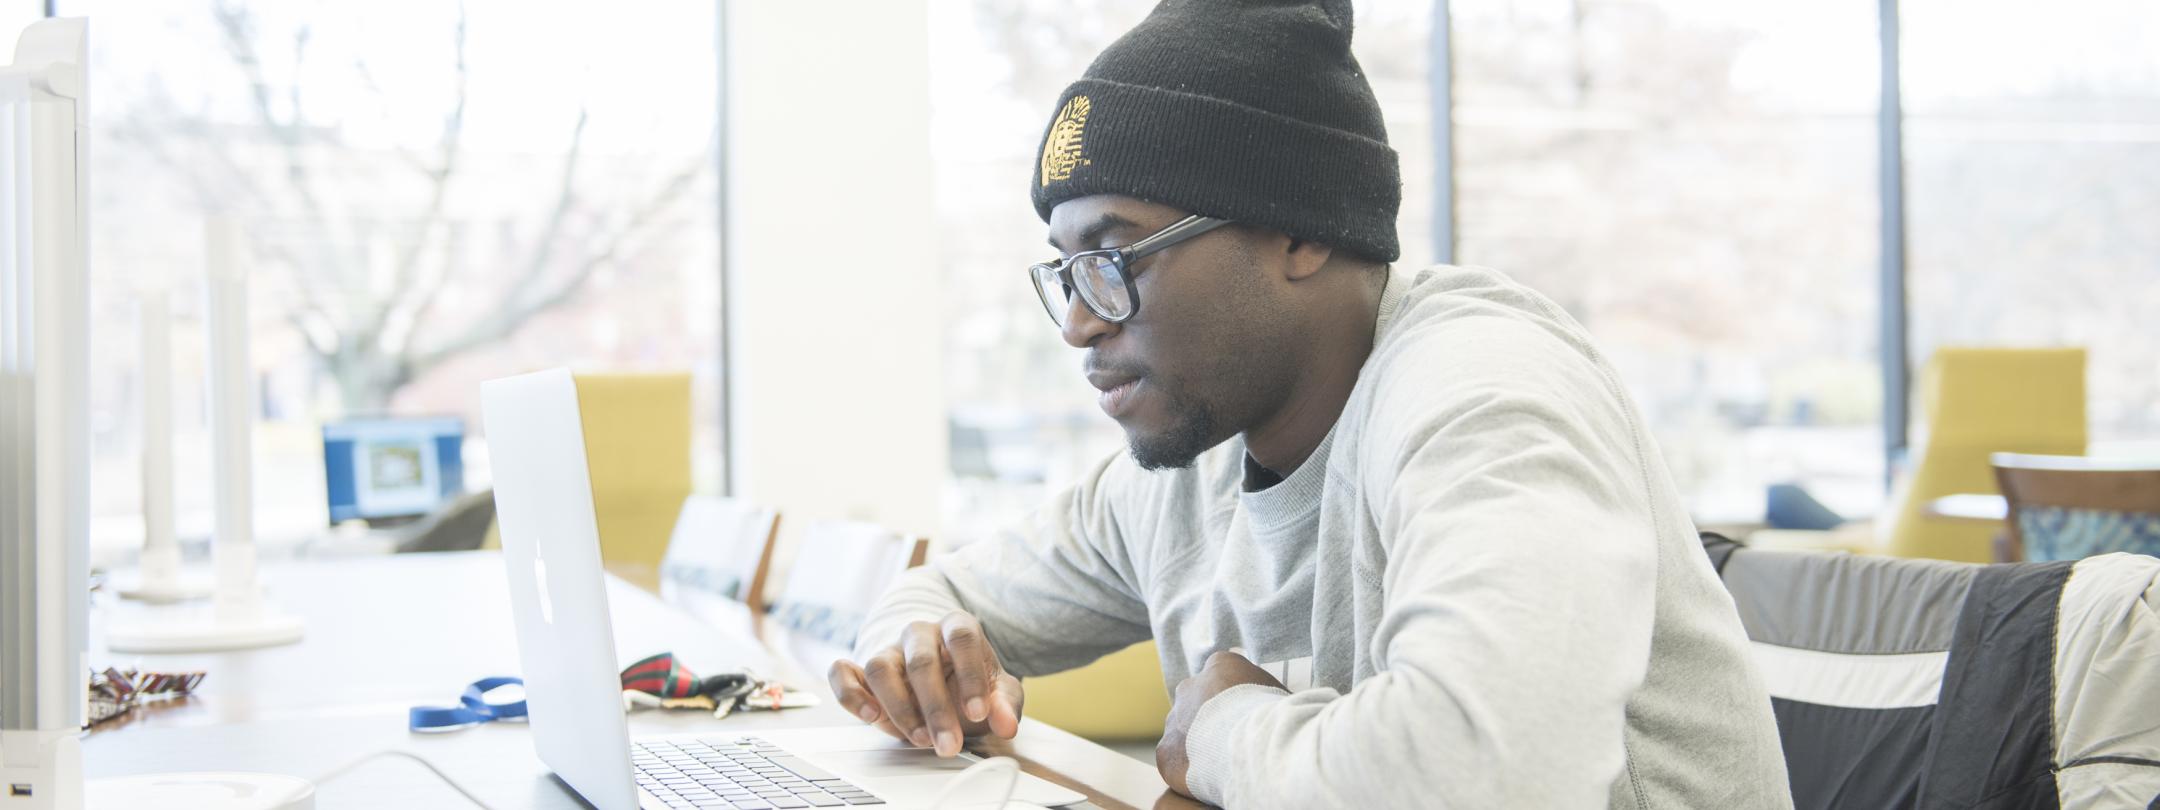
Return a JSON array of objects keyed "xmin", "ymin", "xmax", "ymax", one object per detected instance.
[
  {"xmin": 111, "ymin": 107, "xmax": 347, "ymax": 331},
  {"xmin": 212, "ymin": 0, "xmax": 355, "ymax": 291},
  {"xmin": 289, "ymin": 23, "xmax": 310, "ymax": 132},
  {"xmin": 520, "ymin": 107, "xmax": 592, "ymax": 290},
  {"xmin": 138, "ymin": 2, "xmax": 717, "ymax": 411},
  {"xmin": 283, "ymin": 310, "xmax": 334, "ymax": 357},
  {"xmin": 349, "ymin": 57, "xmax": 440, "ymax": 178},
  {"xmin": 372, "ymin": 0, "xmax": 469, "ymax": 348},
  {"xmin": 113, "ymin": 84, "xmax": 284, "ymax": 211},
  {"xmin": 398, "ymin": 105, "xmax": 588, "ymax": 355},
  {"xmin": 410, "ymin": 150, "xmax": 706, "ymax": 374}
]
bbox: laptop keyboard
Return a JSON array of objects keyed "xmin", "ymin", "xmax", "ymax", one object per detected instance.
[{"xmin": 633, "ymin": 736, "xmax": 887, "ymax": 809}]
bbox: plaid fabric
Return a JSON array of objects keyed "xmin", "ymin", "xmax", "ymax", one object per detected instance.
[
  {"xmin": 660, "ymin": 562, "xmax": 742, "ymax": 600},
  {"xmin": 88, "ymin": 667, "xmax": 206, "ymax": 726},
  {"xmin": 768, "ymin": 601, "xmax": 864, "ymax": 649},
  {"xmin": 621, "ymin": 652, "xmax": 701, "ymax": 699},
  {"xmin": 2020, "ymin": 506, "xmax": 2160, "ymax": 562}
]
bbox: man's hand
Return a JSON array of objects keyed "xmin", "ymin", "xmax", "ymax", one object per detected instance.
[
  {"xmin": 1157, "ymin": 650, "xmax": 1286, "ymax": 797},
  {"xmin": 827, "ymin": 611, "xmax": 1024, "ymax": 758}
]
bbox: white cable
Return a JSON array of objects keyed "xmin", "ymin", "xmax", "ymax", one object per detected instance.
[
  {"xmin": 310, "ymin": 749, "xmax": 497, "ymax": 810},
  {"xmin": 929, "ymin": 755, "xmax": 1021, "ymax": 810}
]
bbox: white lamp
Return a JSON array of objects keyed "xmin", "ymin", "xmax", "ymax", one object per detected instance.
[
  {"xmin": 0, "ymin": 18, "xmax": 311, "ymax": 809},
  {"xmin": 111, "ymin": 267, "xmax": 210, "ymax": 603},
  {"xmin": 104, "ymin": 218, "xmax": 304, "ymax": 652},
  {"xmin": 0, "ymin": 18, "xmax": 95, "ymax": 808}
]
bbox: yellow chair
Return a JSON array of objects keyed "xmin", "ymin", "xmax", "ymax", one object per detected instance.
[
  {"xmin": 483, "ymin": 372, "xmax": 693, "ymax": 580},
  {"xmin": 1022, "ymin": 640, "xmax": 1171, "ymax": 742},
  {"xmin": 1879, "ymin": 348, "xmax": 2085, "ymax": 562}
]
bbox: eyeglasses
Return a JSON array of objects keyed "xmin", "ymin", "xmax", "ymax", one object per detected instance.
[{"xmin": 1029, "ymin": 214, "xmax": 1233, "ymax": 328}]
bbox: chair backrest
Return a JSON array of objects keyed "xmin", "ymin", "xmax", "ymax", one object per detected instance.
[
  {"xmin": 658, "ymin": 494, "xmax": 783, "ymax": 610},
  {"xmin": 1994, "ymin": 453, "xmax": 2160, "ymax": 562},
  {"xmin": 394, "ymin": 488, "xmax": 499, "ymax": 553},
  {"xmin": 571, "ymin": 373, "xmax": 693, "ymax": 570},
  {"xmin": 767, "ymin": 520, "xmax": 927, "ymax": 648},
  {"xmin": 1881, "ymin": 347, "xmax": 2086, "ymax": 561},
  {"xmin": 1702, "ymin": 534, "xmax": 2160, "ymax": 808}
]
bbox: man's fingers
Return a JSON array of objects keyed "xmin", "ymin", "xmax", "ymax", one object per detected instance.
[
  {"xmin": 836, "ymin": 658, "xmax": 906, "ymax": 741},
  {"xmin": 827, "ymin": 659, "xmax": 884, "ymax": 724},
  {"xmin": 846, "ymin": 613, "xmax": 1008, "ymax": 752},
  {"xmin": 986, "ymin": 672, "xmax": 1024, "ymax": 739},
  {"xmin": 939, "ymin": 612, "xmax": 998, "ymax": 724},
  {"xmin": 861, "ymin": 648, "xmax": 926, "ymax": 748},
  {"xmin": 902, "ymin": 622, "xmax": 964, "ymax": 757}
]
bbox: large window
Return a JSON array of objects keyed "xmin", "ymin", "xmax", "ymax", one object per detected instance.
[
  {"xmin": 78, "ymin": 0, "xmax": 720, "ymax": 562},
  {"xmin": 931, "ymin": 1, "xmax": 1439, "ymax": 541},
  {"xmin": 935, "ymin": 0, "xmax": 2159, "ymax": 533},
  {"xmin": 1903, "ymin": 0, "xmax": 2160, "ymax": 447},
  {"xmin": 1453, "ymin": 0, "xmax": 1886, "ymax": 522}
]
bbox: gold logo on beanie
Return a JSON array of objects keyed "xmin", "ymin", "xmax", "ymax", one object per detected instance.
[{"xmin": 1040, "ymin": 95, "xmax": 1091, "ymax": 187}]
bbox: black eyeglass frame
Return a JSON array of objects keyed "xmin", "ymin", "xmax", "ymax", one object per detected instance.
[{"xmin": 1028, "ymin": 214, "xmax": 1233, "ymax": 327}]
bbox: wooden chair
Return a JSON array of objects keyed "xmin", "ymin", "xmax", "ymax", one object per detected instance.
[
  {"xmin": 1993, "ymin": 453, "xmax": 2160, "ymax": 562},
  {"xmin": 657, "ymin": 494, "xmax": 783, "ymax": 611},
  {"xmin": 765, "ymin": 521, "xmax": 927, "ymax": 651},
  {"xmin": 749, "ymin": 523, "xmax": 927, "ymax": 686}
]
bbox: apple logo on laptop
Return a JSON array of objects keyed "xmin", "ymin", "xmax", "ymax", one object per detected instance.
[{"xmin": 534, "ymin": 555, "xmax": 556, "ymax": 625}]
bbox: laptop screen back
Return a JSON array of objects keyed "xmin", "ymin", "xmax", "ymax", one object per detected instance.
[{"xmin": 481, "ymin": 368, "xmax": 640, "ymax": 810}]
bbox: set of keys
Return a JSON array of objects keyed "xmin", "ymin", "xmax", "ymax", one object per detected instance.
[{"xmin": 620, "ymin": 651, "xmax": 821, "ymax": 719}]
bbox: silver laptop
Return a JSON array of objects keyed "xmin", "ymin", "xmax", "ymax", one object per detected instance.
[{"xmin": 482, "ymin": 368, "xmax": 1085, "ymax": 810}]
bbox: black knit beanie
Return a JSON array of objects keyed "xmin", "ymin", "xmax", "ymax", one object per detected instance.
[{"xmin": 1029, "ymin": 0, "xmax": 1401, "ymax": 263}]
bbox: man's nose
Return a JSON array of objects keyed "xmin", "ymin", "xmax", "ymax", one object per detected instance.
[{"xmin": 1059, "ymin": 295, "xmax": 1117, "ymax": 348}]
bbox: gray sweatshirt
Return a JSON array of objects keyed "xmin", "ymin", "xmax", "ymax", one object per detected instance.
[{"xmin": 857, "ymin": 265, "xmax": 1793, "ymax": 808}]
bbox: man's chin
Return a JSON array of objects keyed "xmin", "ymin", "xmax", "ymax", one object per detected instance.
[
  {"xmin": 1128, "ymin": 444, "xmax": 1201, "ymax": 471},
  {"xmin": 1122, "ymin": 422, "xmax": 1221, "ymax": 471}
]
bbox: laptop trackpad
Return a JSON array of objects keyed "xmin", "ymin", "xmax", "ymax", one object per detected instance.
[
  {"xmin": 816, "ymin": 750, "xmax": 1084, "ymax": 807},
  {"xmin": 818, "ymin": 748, "xmax": 976, "ymax": 778}
]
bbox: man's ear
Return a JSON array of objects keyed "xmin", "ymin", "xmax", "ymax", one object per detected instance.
[{"xmin": 1283, "ymin": 236, "xmax": 1333, "ymax": 282}]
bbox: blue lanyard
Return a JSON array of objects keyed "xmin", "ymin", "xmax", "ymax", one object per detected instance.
[{"xmin": 409, "ymin": 676, "xmax": 527, "ymax": 732}]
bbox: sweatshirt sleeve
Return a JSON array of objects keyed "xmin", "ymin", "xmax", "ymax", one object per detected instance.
[
  {"xmin": 853, "ymin": 452, "xmax": 1155, "ymax": 677},
  {"xmin": 1182, "ymin": 315, "xmax": 1662, "ymax": 808}
]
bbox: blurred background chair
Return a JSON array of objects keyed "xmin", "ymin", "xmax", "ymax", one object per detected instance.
[
  {"xmin": 658, "ymin": 494, "xmax": 782, "ymax": 611},
  {"xmin": 1021, "ymin": 641, "xmax": 1172, "ymax": 743},
  {"xmin": 393, "ymin": 488, "xmax": 498, "ymax": 553},
  {"xmin": 1702, "ymin": 533, "xmax": 2160, "ymax": 807},
  {"xmin": 1994, "ymin": 453, "xmax": 2160, "ymax": 562},
  {"xmin": 480, "ymin": 372, "xmax": 693, "ymax": 582},
  {"xmin": 766, "ymin": 520, "xmax": 929, "ymax": 650},
  {"xmin": 1765, "ymin": 482, "xmax": 1848, "ymax": 531},
  {"xmin": 1745, "ymin": 482, "xmax": 1882, "ymax": 556},
  {"xmin": 1878, "ymin": 347, "xmax": 2086, "ymax": 562},
  {"xmin": 572, "ymin": 373, "xmax": 694, "ymax": 574}
]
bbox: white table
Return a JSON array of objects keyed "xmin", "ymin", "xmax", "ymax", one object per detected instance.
[{"xmin": 82, "ymin": 551, "xmax": 1196, "ymax": 809}]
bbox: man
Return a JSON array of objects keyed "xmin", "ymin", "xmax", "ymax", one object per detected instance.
[{"xmin": 828, "ymin": 0, "xmax": 1793, "ymax": 806}]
